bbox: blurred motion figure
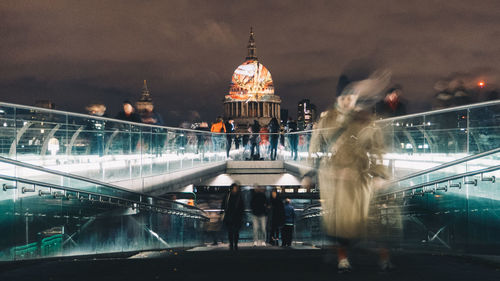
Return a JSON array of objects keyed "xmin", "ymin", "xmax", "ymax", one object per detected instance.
[
  {"xmin": 374, "ymin": 86, "xmax": 407, "ymax": 118},
  {"xmin": 309, "ymin": 71, "xmax": 391, "ymax": 272}
]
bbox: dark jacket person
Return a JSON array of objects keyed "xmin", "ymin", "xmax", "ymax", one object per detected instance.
[
  {"xmin": 269, "ymin": 189, "xmax": 285, "ymax": 245},
  {"xmin": 221, "ymin": 183, "xmax": 245, "ymax": 251}
]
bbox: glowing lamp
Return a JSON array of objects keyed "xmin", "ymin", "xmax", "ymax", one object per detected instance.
[{"xmin": 478, "ymin": 81, "xmax": 485, "ymax": 88}]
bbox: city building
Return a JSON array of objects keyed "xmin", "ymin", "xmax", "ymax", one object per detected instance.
[
  {"xmin": 136, "ymin": 80, "xmax": 153, "ymax": 115},
  {"xmin": 297, "ymin": 99, "xmax": 317, "ymax": 127},
  {"xmin": 223, "ymin": 28, "xmax": 281, "ymax": 132}
]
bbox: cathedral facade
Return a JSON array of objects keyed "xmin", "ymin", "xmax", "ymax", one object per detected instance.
[{"xmin": 223, "ymin": 28, "xmax": 281, "ymax": 132}]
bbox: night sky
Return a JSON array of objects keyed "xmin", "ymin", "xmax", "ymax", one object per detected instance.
[{"xmin": 1, "ymin": 0, "xmax": 499, "ymax": 125}]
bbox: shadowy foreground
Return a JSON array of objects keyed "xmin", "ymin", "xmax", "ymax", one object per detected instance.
[{"xmin": 0, "ymin": 245, "xmax": 499, "ymax": 281}]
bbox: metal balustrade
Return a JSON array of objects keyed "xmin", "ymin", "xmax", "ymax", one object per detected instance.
[
  {"xmin": 294, "ymin": 146, "xmax": 500, "ymax": 253},
  {"xmin": 0, "ymin": 154, "xmax": 208, "ymax": 261}
]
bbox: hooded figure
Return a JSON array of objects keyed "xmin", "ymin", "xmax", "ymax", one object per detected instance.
[{"xmin": 309, "ymin": 70, "xmax": 391, "ymax": 271}]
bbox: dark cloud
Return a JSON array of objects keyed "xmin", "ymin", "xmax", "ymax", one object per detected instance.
[{"xmin": 1, "ymin": 0, "xmax": 500, "ymax": 125}]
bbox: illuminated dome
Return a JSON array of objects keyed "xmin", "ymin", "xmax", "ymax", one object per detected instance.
[
  {"xmin": 228, "ymin": 59, "xmax": 274, "ymax": 99},
  {"xmin": 223, "ymin": 28, "xmax": 281, "ymax": 131}
]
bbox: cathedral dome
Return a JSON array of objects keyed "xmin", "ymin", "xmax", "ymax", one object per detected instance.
[
  {"xmin": 228, "ymin": 59, "xmax": 274, "ymax": 99},
  {"xmin": 223, "ymin": 28, "xmax": 281, "ymax": 130}
]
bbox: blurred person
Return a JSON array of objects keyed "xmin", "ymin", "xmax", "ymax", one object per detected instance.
[
  {"xmin": 233, "ymin": 132, "xmax": 241, "ymax": 160},
  {"xmin": 210, "ymin": 116, "xmax": 226, "ymax": 152},
  {"xmin": 115, "ymin": 101, "xmax": 141, "ymax": 153},
  {"xmin": 242, "ymin": 124, "xmax": 250, "ymax": 157},
  {"xmin": 175, "ymin": 122, "xmax": 191, "ymax": 155},
  {"xmin": 308, "ymin": 70, "xmax": 392, "ymax": 272},
  {"xmin": 195, "ymin": 122, "xmax": 210, "ymax": 155},
  {"xmin": 115, "ymin": 101, "xmax": 141, "ymax": 123},
  {"xmin": 269, "ymin": 188, "xmax": 285, "ymax": 246},
  {"xmin": 86, "ymin": 103, "xmax": 107, "ymax": 117},
  {"xmin": 249, "ymin": 120, "xmax": 261, "ymax": 160},
  {"xmin": 85, "ymin": 103, "xmax": 107, "ymax": 157},
  {"xmin": 374, "ymin": 86, "xmax": 407, "ymax": 118},
  {"xmin": 140, "ymin": 104, "xmax": 164, "ymax": 155},
  {"xmin": 279, "ymin": 123, "xmax": 286, "ymax": 148},
  {"xmin": 268, "ymin": 117, "xmax": 280, "ymax": 160},
  {"xmin": 221, "ymin": 183, "xmax": 245, "ymax": 251},
  {"xmin": 140, "ymin": 104, "xmax": 163, "ymax": 125},
  {"xmin": 234, "ymin": 132, "xmax": 241, "ymax": 150},
  {"xmin": 206, "ymin": 211, "xmax": 222, "ymax": 246},
  {"xmin": 259, "ymin": 125, "xmax": 270, "ymax": 159},
  {"xmin": 286, "ymin": 118, "xmax": 298, "ymax": 160},
  {"xmin": 250, "ymin": 186, "xmax": 268, "ymax": 246},
  {"xmin": 282, "ymin": 198, "xmax": 295, "ymax": 247},
  {"xmin": 225, "ymin": 119, "xmax": 235, "ymax": 158}
]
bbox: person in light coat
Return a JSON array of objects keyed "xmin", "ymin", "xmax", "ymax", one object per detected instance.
[{"xmin": 308, "ymin": 70, "xmax": 392, "ymax": 272}]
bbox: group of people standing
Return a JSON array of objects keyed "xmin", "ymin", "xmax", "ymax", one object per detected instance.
[
  {"xmin": 208, "ymin": 116, "xmax": 301, "ymax": 161},
  {"xmin": 220, "ymin": 183, "xmax": 295, "ymax": 251}
]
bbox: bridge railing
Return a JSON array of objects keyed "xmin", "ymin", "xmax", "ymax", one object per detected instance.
[
  {"xmin": 0, "ymin": 155, "xmax": 208, "ymax": 261},
  {"xmin": 289, "ymin": 101, "xmax": 500, "ymax": 253},
  {"xmin": 281, "ymin": 100, "xmax": 500, "ymax": 178},
  {"xmin": 0, "ymin": 102, "xmax": 229, "ymax": 191},
  {"xmin": 377, "ymin": 100, "xmax": 500, "ymax": 155},
  {"xmin": 294, "ymin": 147, "xmax": 500, "ymax": 254}
]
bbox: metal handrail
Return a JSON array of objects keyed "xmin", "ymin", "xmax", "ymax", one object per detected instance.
[
  {"xmin": 0, "ymin": 101, "xmax": 276, "ymax": 136},
  {"xmin": 286, "ymin": 147, "xmax": 500, "ymax": 183},
  {"xmin": 375, "ymin": 99, "xmax": 500, "ymax": 123},
  {"xmin": 294, "ymin": 149, "xmax": 500, "ymax": 218},
  {"xmin": 2, "ymin": 100, "xmax": 499, "ymax": 136},
  {"xmin": 296, "ymin": 165, "xmax": 499, "ymax": 220},
  {"xmin": 378, "ymin": 165, "xmax": 500, "ymax": 197},
  {"xmin": 388, "ymin": 147, "xmax": 500, "ymax": 184},
  {"xmin": 0, "ymin": 101, "xmax": 212, "ymax": 134},
  {"xmin": 283, "ymin": 100, "xmax": 500, "ymax": 135},
  {"xmin": 0, "ymin": 174, "xmax": 208, "ymax": 219},
  {"xmin": 0, "ymin": 155, "xmax": 203, "ymax": 211}
]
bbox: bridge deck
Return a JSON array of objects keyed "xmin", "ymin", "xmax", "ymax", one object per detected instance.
[{"xmin": 1, "ymin": 245, "xmax": 498, "ymax": 281}]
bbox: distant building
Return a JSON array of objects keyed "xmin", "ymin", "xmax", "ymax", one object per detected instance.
[
  {"xmin": 297, "ymin": 99, "xmax": 317, "ymax": 126},
  {"xmin": 136, "ymin": 80, "xmax": 153, "ymax": 115},
  {"xmin": 223, "ymin": 28, "xmax": 281, "ymax": 132},
  {"xmin": 34, "ymin": 100, "xmax": 55, "ymax": 109}
]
